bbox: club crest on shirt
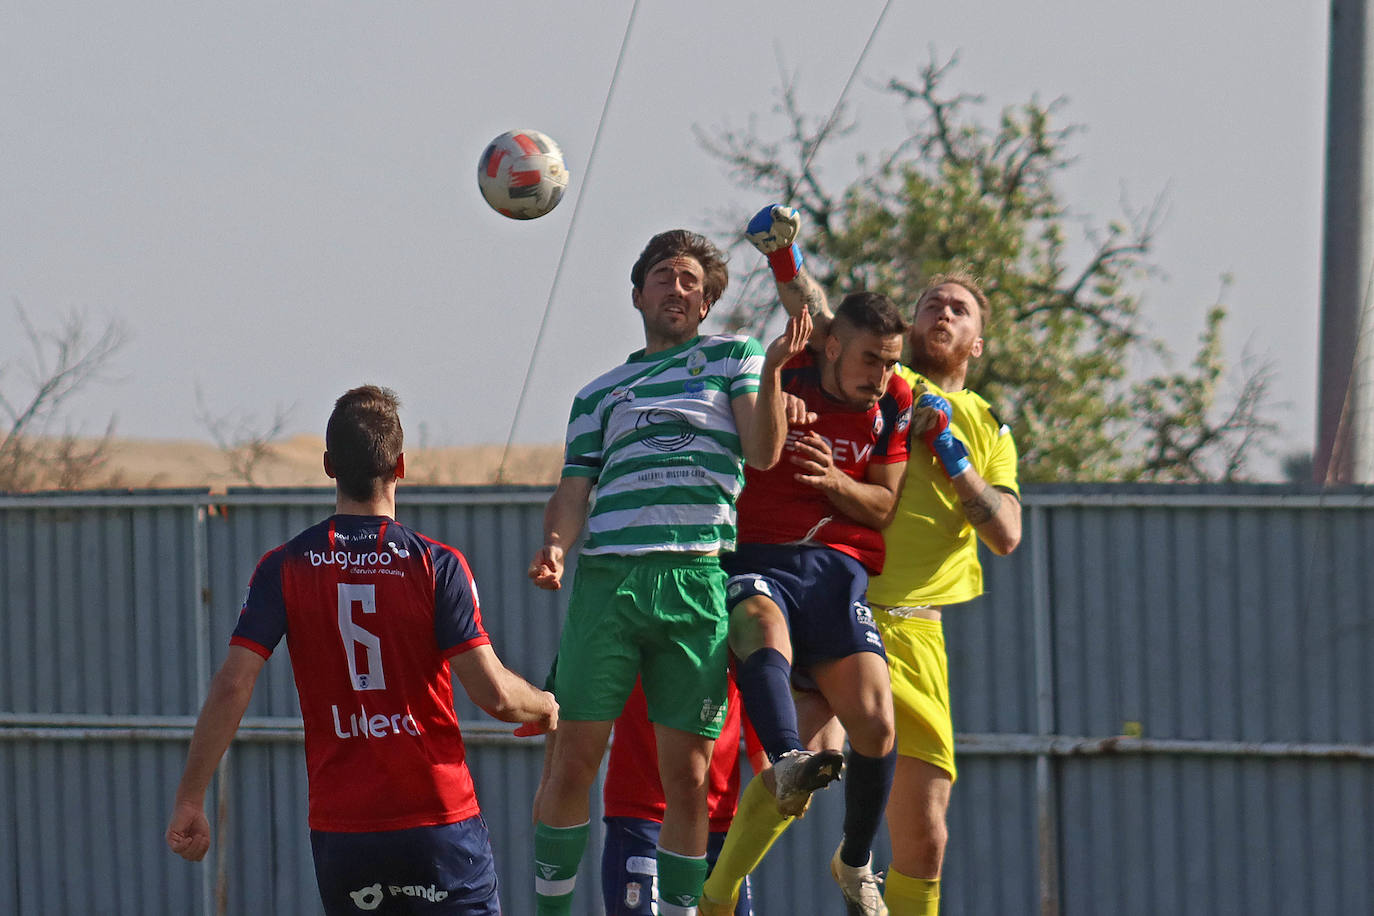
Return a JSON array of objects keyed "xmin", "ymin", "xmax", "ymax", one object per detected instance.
[
  {"xmin": 872, "ymin": 412, "xmax": 885, "ymax": 436},
  {"xmin": 686, "ymin": 350, "xmax": 708, "ymax": 376},
  {"xmin": 896, "ymin": 407, "xmax": 912, "ymax": 435}
]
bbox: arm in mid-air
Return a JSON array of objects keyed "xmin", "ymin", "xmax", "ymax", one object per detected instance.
[
  {"xmin": 166, "ymin": 646, "xmax": 267, "ymax": 862},
  {"xmin": 450, "ymin": 644, "xmax": 558, "ymax": 734},
  {"xmin": 790, "ymin": 432, "xmax": 909, "ymax": 529},
  {"xmin": 731, "ymin": 308, "xmax": 812, "ymax": 470},
  {"xmin": 528, "ymin": 474, "xmax": 594, "ymax": 590}
]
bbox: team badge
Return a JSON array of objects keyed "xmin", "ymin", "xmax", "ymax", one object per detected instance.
[
  {"xmin": 625, "ymin": 883, "xmax": 642, "ymax": 908},
  {"xmin": 686, "ymin": 350, "xmax": 707, "ymax": 376},
  {"xmin": 610, "ymin": 386, "xmax": 636, "ymax": 404},
  {"xmin": 896, "ymin": 407, "xmax": 912, "ymax": 434},
  {"xmin": 872, "ymin": 412, "xmax": 885, "ymax": 436}
]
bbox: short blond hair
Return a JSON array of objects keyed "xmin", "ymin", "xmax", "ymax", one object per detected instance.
[{"xmin": 916, "ymin": 269, "xmax": 990, "ymax": 331}]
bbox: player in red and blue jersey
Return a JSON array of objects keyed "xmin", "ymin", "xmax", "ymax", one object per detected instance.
[
  {"xmin": 600, "ymin": 674, "xmax": 764, "ymax": 915},
  {"xmin": 701, "ymin": 207, "xmax": 913, "ymax": 916},
  {"xmin": 167, "ymin": 385, "xmax": 557, "ymax": 915}
]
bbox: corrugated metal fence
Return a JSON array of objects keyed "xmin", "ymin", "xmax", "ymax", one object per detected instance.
[{"xmin": 2, "ymin": 485, "xmax": 1372, "ymax": 915}]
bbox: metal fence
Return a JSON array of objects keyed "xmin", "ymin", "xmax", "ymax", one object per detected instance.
[{"xmin": 1, "ymin": 484, "xmax": 1372, "ymax": 915}]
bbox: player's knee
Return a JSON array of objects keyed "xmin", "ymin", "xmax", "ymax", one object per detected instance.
[{"xmin": 847, "ymin": 712, "xmax": 895, "ymax": 757}]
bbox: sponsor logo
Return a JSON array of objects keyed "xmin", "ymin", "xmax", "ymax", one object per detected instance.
[
  {"xmin": 388, "ymin": 884, "xmax": 448, "ymax": 903},
  {"xmin": 785, "ymin": 430, "xmax": 874, "ymax": 466},
  {"xmin": 896, "ymin": 407, "xmax": 912, "ymax": 434},
  {"xmin": 853, "ymin": 601, "xmax": 874, "ymax": 626},
  {"xmin": 349, "ymin": 884, "xmax": 383, "ymax": 911},
  {"xmin": 332, "ymin": 704, "xmax": 422, "ymax": 740},
  {"xmin": 308, "ymin": 549, "xmax": 393, "ymax": 569},
  {"xmin": 686, "ymin": 350, "xmax": 708, "ymax": 376},
  {"xmin": 700, "ymin": 698, "xmax": 725, "ymax": 725},
  {"xmin": 634, "ymin": 408, "xmax": 696, "ymax": 452},
  {"xmin": 683, "ymin": 379, "xmax": 706, "ymax": 393}
]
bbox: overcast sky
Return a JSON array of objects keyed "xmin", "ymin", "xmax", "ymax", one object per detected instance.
[{"xmin": 2, "ymin": 1, "xmax": 1328, "ymax": 478}]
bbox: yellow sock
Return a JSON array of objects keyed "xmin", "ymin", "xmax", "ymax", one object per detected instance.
[
  {"xmin": 883, "ymin": 867, "xmax": 940, "ymax": 916},
  {"xmin": 702, "ymin": 776, "xmax": 793, "ymax": 903}
]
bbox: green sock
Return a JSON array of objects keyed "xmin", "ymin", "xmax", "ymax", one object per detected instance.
[
  {"xmin": 656, "ymin": 846, "xmax": 709, "ymax": 914},
  {"xmin": 534, "ymin": 821, "xmax": 589, "ymax": 916}
]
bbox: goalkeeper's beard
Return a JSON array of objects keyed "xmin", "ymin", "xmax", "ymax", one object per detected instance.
[{"xmin": 910, "ymin": 331, "xmax": 975, "ymax": 379}]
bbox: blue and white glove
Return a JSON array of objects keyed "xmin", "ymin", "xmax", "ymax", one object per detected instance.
[
  {"xmin": 917, "ymin": 393, "xmax": 971, "ymax": 478},
  {"xmin": 746, "ymin": 204, "xmax": 804, "ymax": 283}
]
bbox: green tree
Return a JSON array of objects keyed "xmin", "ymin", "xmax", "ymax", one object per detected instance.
[{"xmin": 699, "ymin": 56, "xmax": 1275, "ymax": 482}]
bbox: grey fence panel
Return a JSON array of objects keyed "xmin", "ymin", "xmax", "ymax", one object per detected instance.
[{"xmin": 4, "ymin": 486, "xmax": 1374, "ymax": 915}]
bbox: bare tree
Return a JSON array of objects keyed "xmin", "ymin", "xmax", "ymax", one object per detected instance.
[
  {"xmin": 0, "ymin": 301, "xmax": 127, "ymax": 491},
  {"xmin": 194, "ymin": 385, "xmax": 293, "ymax": 487}
]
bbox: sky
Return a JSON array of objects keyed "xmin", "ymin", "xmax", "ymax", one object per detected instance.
[{"xmin": 3, "ymin": 1, "xmax": 1328, "ymax": 478}]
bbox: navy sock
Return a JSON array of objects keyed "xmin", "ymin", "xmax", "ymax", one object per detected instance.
[
  {"xmin": 840, "ymin": 749, "xmax": 897, "ymax": 867},
  {"xmin": 736, "ymin": 648, "xmax": 803, "ymax": 761}
]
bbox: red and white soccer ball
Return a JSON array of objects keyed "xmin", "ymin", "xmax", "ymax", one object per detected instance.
[{"xmin": 477, "ymin": 129, "xmax": 569, "ymax": 220}]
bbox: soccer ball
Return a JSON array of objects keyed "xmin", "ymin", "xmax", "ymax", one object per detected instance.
[{"xmin": 477, "ymin": 129, "xmax": 569, "ymax": 220}]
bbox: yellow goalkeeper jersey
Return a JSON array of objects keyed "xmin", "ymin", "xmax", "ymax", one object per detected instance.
[{"xmin": 868, "ymin": 366, "xmax": 1019, "ymax": 607}]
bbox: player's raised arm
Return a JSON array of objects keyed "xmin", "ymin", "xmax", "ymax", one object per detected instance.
[
  {"xmin": 528, "ymin": 474, "xmax": 593, "ymax": 590},
  {"xmin": 917, "ymin": 391, "xmax": 1022, "ymax": 555},
  {"xmin": 745, "ymin": 204, "xmax": 833, "ymax": 338},
  {"xmin": 733, "ymin": 308, "xmax": 811, "ymax": 470}
]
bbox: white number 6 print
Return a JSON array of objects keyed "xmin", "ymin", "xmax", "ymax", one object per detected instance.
[{"xmin": 337, "ymin": 583, "xmax": 386, "ymax": 691}]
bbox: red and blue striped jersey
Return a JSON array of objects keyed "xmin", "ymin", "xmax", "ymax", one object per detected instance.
[
  {"xmin": 735, "ymin": 349, "xmax": 913, "ymax": 574},
  {"xmin": 231, "ymin": 514, "xmax": 491, "ymax": 832}
]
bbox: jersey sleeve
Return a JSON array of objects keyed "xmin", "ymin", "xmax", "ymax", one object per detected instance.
[
  {"xmin": 561, "ymin": 387, "xmax": 604, "ymax": 479},
  {"xmin": 981, "ymin": 415, "xmax": 1020, "ymax": 495},
  {"xmin": 229, "ymin": 547, "xmax": 288, "ymax": 659},
  {"xmin": 429, "ymin": 541, "xmax": 492, "ymax": 657},
  {"xmin": 873, "ymin": 373, "xmax": 914, "ymax": 465},
  {"xmin": 727, "ymin": 336, "xmax": 766, "ymax": 399}
]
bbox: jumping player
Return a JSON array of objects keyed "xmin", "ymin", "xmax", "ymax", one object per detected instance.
[
  {"xmin": 868, "ymin": 274, "xmax": 1021, "ymax": 915},
  {"xmin": 166, "ymin": 385, "xmax": 557, "ymax": 915},
  {"xmin": 527, "ymin": 228, "xmax": 810, "ymax": 915},
  {"xmin": 702, "ymin": 206, "xmax": 913, "ymax": 916}
]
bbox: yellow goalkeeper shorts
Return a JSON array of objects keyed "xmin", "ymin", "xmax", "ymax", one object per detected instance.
[{"xmin": 874, "ymin": 608, "xmax": 956, "ymax": 781}]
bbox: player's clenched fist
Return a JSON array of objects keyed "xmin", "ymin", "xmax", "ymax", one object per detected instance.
[
  {"xmin": 916, "ymin": 392, "xmax": 971, "ymax": 478},
  {"xmin": 528, "ymin": 543, "xmax": 566, "ymax": 590},
  {"xmin": 746, "ymin": 204, "xmax": 804, "ymax": 283},
  {"xmin": 166, "ymin": 801, "xmax": 211, "ymax": 862}
]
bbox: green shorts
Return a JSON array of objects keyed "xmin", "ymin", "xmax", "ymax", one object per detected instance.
[{"xmin": 554, "ymin": 553, "xmax": 729, "ymax": 738}]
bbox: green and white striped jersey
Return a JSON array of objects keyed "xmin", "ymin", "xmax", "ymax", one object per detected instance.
[{"xmin": 563, "ymin": 334, "xmax": 765, "ymax": 555}]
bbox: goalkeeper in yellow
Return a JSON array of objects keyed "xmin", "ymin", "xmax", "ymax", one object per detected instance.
[{"xmin": 866, "ymin": 272, "xmax": 1022, "ymax": 914}]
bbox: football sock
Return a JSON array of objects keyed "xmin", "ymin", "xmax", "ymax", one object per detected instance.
[
  {"xmin": 884, "ymin": 867, "xmax": 941, "ymax": 915},
  {"xmin": 736, "ymin": 648, "xmax": 802, "ymax": 761},
  {"xmin": 534, "ymin": 820, "xmax": 589, "ymax": 916},
  {"xmin": 656, "ymin": 846, "xmax": 709, "ymax": 915},
  {"xmin": 839, "ymin": 748, "xmax": 897, "ymax": 867},
  {"xmin": 701, "ymin": 776, "xmax": 793, "ymax": 905}
]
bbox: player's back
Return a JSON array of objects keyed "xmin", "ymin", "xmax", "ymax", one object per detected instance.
[{"xmin": 232, "ymin": 515, "xmax": 492, "ymax": 832}]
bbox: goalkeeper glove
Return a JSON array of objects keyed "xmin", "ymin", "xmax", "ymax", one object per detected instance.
[
  {"xmin": 746, "ymin": 204, "xmax": 804, "ymax": 283},
  {"xmin": 917, "ymin": 393, "xmax": 971, "ymax": 478}
]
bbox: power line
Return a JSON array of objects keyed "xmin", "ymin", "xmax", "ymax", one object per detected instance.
[{"xmin": 497, "ymin": 0, "xmax": 642, "ymax": 482}]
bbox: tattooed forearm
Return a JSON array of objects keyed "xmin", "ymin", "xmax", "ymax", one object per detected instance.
[
  {"xmin": 784, "ymin": 270, "xmax": 831, "ymax": 319},
  {"xmin": 961, "ymin": 484, "xmax": 1003, "ymax": 526}
]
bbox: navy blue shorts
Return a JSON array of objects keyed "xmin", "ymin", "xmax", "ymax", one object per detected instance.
[
  {"xmin": 723, "ymin": 543, "xmax": 885, "ymax": 682},
  {"xmin": 601, "ymin": 817, "xmax": 752, "ymax": 915},
  {"xmin": 310, "ymin": 815, "xmax": 499, "ymax": 915}
]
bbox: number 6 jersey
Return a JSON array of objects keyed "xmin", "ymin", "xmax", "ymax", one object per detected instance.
[{"xmin": 230, "ymin": 514, "xmax": 492, "ymax": 832}]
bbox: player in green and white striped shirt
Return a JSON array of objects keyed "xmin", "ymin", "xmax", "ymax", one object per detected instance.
[{"xmin": 528, "ymin": 228, "xmax": 810, "ymax": 916}]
